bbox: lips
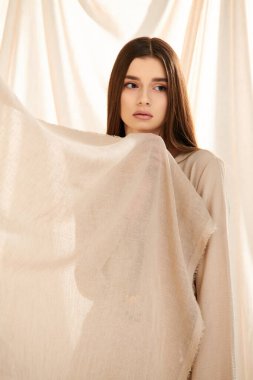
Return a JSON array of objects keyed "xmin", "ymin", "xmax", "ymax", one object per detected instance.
[{"xmin": 133, "ymin": 111, "xmax": 153, "ymax": 120}]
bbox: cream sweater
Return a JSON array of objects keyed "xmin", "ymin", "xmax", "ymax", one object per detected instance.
[{"xmin": 176, "ymin": 149, "xmax": 235, "ymax": 379}]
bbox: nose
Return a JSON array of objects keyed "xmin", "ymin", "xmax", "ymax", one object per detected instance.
[{"xmin": 137, "ymin": 88, "xmax": 151, "ymax": 106}]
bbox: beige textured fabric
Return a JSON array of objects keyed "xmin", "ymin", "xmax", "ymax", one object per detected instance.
[
  {"xmin": 1, "ymin": 2, "xmax": 253, "ymax": 375},
  {"xmin": 176, "ymin": 150, "xmax": 235, "ymax": 379},
  {"xmin": 0, "ymin": 79, "xmax": 217, "ymax": 379}
]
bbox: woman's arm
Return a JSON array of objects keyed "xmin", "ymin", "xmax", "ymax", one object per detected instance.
[
  {"xmin": 176, "ymin": 150, "xmax": 235, "ymax": 379},
  {"xmin": 189, "ymin": 154, "xmax": 235, "ymax": 379}
]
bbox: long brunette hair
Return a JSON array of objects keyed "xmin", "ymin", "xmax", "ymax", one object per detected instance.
[{"xmin": 107, "ymin": 37, "xmax": 198, "ymax": 154}]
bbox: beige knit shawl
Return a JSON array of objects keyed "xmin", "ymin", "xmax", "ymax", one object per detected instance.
[{"xmin": 0, "ymin": 78, "xmax": 214, "ymax": 379}]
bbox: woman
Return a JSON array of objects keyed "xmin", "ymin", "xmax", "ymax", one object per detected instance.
[{"xmin": 107, "ymin": 37, "xmax": 234, "ymax": 379}]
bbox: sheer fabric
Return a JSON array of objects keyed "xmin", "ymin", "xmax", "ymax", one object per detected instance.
[
  {"xmin": 0, "ymin": 1, "xmax": 252, "ymax": 378},
  {"xmin": 0, "ymin": 78, "xmax": 215, "ymax": 379}
]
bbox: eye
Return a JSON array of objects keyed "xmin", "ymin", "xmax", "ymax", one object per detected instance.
[
  {"xmin": 124, "ymin": 82, "xmax": 138, "ymax": 89},
  {"xmin": 154, "ymin": 85, "xmax": 167, "ymax": 92}
]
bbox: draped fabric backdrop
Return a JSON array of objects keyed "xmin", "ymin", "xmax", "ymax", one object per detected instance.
[{"xmin": 0, "ymin": 1, "xmax": 252, "ymax": 378}]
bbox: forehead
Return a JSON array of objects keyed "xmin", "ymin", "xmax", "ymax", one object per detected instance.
[{"xmin": 126, "ymin": 57, "xmax": 167, "ymax": 78}]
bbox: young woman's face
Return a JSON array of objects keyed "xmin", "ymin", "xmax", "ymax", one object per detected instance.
[{"xmin": 120, "ymin": 57, "xmax": 168, "ymax": 135}]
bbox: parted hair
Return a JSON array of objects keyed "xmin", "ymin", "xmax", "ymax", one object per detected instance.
[{"xmin": 106, "ymin": 36, "xmax": 198, "ymax": 154}]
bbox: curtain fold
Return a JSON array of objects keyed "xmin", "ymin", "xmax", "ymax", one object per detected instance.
[{"xmin": 0, "ymin": 1, "xmax": 252, "ymax": 378}]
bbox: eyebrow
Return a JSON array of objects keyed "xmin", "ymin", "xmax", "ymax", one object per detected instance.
[{"xmin": 125, "ymin": 75, "xmax": 168, "ymax": 82}]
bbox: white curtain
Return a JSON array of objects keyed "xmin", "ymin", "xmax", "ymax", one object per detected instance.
[{"xmin": 0, "ymin": 1, "xmax": 252, "ymax": 378}]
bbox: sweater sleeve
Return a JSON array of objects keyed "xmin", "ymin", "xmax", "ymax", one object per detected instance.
[{"xmin": 189, "ymin": 155, "xmax": 235, "ymax": 379}]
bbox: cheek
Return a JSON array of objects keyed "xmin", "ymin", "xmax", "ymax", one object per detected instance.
[
  {"xmin": 120, "ymin": 92, "xmax": 130, "ymax": 116},
  {"xmin": 161, "ymin": 97, "xmax": 168, "ymax": 115},
  {"xmin": 154, "ymin": 96, "xmax": 167, "ymax": 114},
  {"xmin": 120, "ymin": 95, "xmax": 124, "ymax": 118}
]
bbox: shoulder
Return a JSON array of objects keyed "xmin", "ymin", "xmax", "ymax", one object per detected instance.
[
  {"xmin": 176, "ymin": 148, "xmax": 223, "ymax": 169},
  {"xmin": 175, "ymin": 148, "xmax": 224, "ymax": 177},
  {"xmin": 175, "ymin": 149, "xmax": 225, "ymax": 198}
]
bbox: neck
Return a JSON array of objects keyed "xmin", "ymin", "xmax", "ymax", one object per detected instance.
[{"xmin": 169, "ymin": 147, "xmax": 181, "ymax": 158}]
